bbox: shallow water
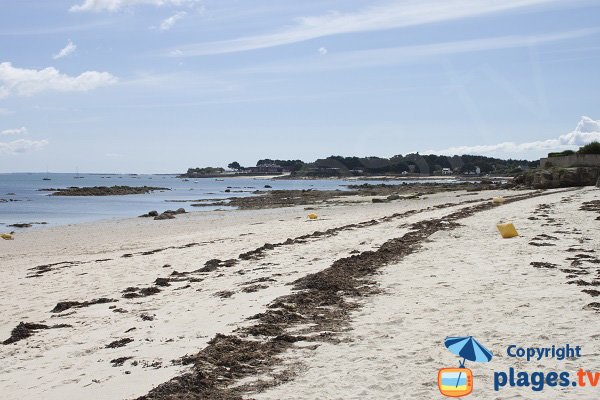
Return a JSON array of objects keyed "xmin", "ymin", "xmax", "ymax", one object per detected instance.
[{"xmin": 0, "ymin": 173, "xmax": 440, "ymax": 228}]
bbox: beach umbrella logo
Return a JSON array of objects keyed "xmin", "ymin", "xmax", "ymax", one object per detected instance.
[{"xmin": 438, "ymin": 336, "xmax": 493, "ymax": 397}]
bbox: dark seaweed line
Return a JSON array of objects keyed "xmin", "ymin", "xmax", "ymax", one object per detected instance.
[
  {"xmin": 236, "ymin": 194, "xmax": 515, "ymax": 261},
  {"xmin": 122, "ymin": 195, "xmax": 509, "ymax": 293},
  {"xmin": 135, "ymin": 189, "xmax": 575, "ymax": 400}
]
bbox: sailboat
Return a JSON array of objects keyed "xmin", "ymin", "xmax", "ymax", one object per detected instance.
[
  {"xmin": 43, "ymin": 167, "xmax": 51, "ymax": 180},
  {"xmin": 74, "ymin": 167, "xmax": 84, "ymax": 179}
]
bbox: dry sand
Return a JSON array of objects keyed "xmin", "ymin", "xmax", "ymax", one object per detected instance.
[{"xmin": 0, "ymin": 187, "xmax": 598, "ymax": 399}]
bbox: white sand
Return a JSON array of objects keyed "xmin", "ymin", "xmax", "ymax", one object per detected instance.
[{"xmin": 0, "ymin": 187, "xmax": 598, "ymax": 399}]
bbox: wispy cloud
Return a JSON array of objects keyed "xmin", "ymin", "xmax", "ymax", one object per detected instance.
[
  {"xmin": 160, "ymin": 11, "xmax": 187, "ymax": 31},
  {"xmin": 70, "ymin": 0, "xmax": 199, "ymax": 12},
  {"xmin": 0, "ymin": 127, "xmax": 27, "ymax": 136},
  {"xmin": 0, "ymin": 139, "xmax": 48, "ymax": 154},
  {"xmin": 0, "ymin": 62, "xmax": 117, "ymax": 98},
  {"xmin": 53, "ymin": 40, "xmax": 77, "ymax": 59},
  {"xmin": 426, "ymin": 116, "xmax": 600, "ymax": 157},
  {"xmin": 236, "ymin": 28, "xmax": 598, "ymax": 74},
  {"xmin": 166, "ymin": 0, "xmax": 566, "ymax": 56}
]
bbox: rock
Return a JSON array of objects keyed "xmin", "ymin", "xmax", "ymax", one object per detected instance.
[
  {"xmin": 386, "ymin": 194, "xmax": 400, "ymax": 201},
  {"xmin": 372, "ymin": 198, "xmax": 389, "ymax": 203},
  {"xmin": 264, "ymin": 185, "xmax": 272, "ymax": 188},
  {"xmin": 139, "ymin": 210, "xmax": 159, "ymax": 218},
  {"xmin": 163, "ymin": 208, "xmax": 186, "ymax": 215},
  {"xmin": 224, "ymin": 189, "xmax": 231, "ymax": 193},
  {"xmin": 513, "ymin": 167, "xmax": 600, "ymax": 189},
  {"xmin": 154, "ymin": 213, "xmax": 175, "ymax": 220},
  {"xmin": 8, "ymin": 223, "xmax": 32, "ymax": 228}
]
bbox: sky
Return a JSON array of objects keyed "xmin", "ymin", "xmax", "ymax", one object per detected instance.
[{"xmin": 1, "ymin": 0, "xmax": 600, "ymax": 173}]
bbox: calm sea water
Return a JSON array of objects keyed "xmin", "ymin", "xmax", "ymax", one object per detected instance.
[{"xmin": 0, "ymin": 173, "xmax": 438, "ymax": 228}]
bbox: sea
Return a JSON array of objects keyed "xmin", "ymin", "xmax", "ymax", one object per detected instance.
[{"xmin": 0, "ymin": 173, "xmax": 447, "ymax": 228}]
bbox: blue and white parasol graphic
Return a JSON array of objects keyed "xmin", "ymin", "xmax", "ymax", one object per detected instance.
[{"xmin": 444, "ymin": 336, "xmax": 492, "ymax": 388}]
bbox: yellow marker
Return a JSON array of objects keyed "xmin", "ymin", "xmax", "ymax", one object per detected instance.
[
  {"xmin": 1, "ymin": 233, "xmax": 14, "ymax": 240},
  {"xmin": 497, "ymin": 222, "xmax": 518, "ymax": 238},
  {"xmin": 308, "ymin": 213, "xmax": 318, "ymax": 220}
]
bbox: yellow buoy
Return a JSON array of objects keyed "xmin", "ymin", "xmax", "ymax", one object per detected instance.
[
  {"xmin": 497, "ymin": 222, "xmax": 518, "ymax": 238},
  {"xmin": 1, "ymin": 233, "xmax": 13, "ymax": 240},
  {"xmin": 492, "ymin": 196, "xmax": 505, "ymax": 204},
  {"xmin": 308, "ymin": 213, "xmax": 318, "ymax": 220}
]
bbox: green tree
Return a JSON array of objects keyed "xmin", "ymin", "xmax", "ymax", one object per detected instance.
[
  {"xmin": 228, "ymin": 161, "xmax": 243, "ymax": 171},
  {"xmin": 578, "ymin": 141, "xmax": 600, "ymax": 154}
]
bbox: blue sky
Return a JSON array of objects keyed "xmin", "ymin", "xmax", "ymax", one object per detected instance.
[{"xmin": 1, "ymin": 0, "xmax": 600, "ymax": 173}]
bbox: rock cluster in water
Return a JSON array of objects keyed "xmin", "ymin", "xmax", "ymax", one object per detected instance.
[{"xmin": 139, "ymin": 208, "xmax": 186, "ymax": 220}]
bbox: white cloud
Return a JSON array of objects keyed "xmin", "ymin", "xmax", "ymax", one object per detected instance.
[
  {"xmin": 426, "ymin": 116, "xmax": 600, "ymax": 156},
  {"xmin": 70, "ymin": 0, "xmax": 198, "ymax": 12},
  {"xmin": 160, "ymin": 11, "xmax": 187, "ymax": 31},
  {"xmin": 166, "ymin": 0, "xmax": 566, "ymax": 56},
  {"xmin": 0, "ymin": 139, "xmax": 48, "ymax": 154},
  {"xmin": 0, "ymin": 62, "xmax": 117, "ymax": 98},
  {"xmin": 53, "ymin": 40, "xmax": 77, "ymax": 59},
  {"xmin": 318, "ymin": 47, "xmax": 327, "ymax": 55},
  {"xmin": 0, "ymin": 127, "xmax": 27, "ymax": 136}
]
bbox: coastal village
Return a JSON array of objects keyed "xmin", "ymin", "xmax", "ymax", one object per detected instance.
[{"xmin": 182, "ymin": 142, "xmax": 600, "ymax": 188}]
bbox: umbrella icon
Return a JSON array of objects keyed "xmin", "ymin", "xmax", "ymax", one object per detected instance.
[{"xmin": 444, "ymin": 336, "xmax": 493, "ymax": 388}]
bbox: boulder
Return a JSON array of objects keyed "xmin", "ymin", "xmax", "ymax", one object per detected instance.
[
  {"xmin": 513, "ymin": 167, "xmax": 600, "ymax": 189},
  {"xmin": 154, "ymin": 213, "xmax": 175, "ymax": 220},
  {"xmin": 139, "ymin": 210, "xmax": 159, "ymax": 218}
]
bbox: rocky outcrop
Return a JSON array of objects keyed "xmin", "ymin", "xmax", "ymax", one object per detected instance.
[
  {"xmin": 140, "ymin": 208, "xmax": 186, "ymax": 220},
  {"xmin": 513, "ymin": 167, "xmax": 600, "ymax": 189},
  {"xmin": 44, "ymin": 186, "xmax": 170, "ymax": 196}
]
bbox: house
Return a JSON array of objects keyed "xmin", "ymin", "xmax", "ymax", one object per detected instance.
[{"xmin": 442, "ymin": 168, "xmax": 452, "ymax": 175}]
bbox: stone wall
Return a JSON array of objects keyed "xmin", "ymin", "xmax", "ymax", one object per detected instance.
[{"xmin": 540, "ymin": 154, "xmax": 600, "ymax": 168}]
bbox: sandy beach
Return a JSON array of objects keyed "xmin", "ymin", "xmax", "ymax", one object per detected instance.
[{"xmin": 1, "ymin": 186, "xmax": 599, "ymax": 399}]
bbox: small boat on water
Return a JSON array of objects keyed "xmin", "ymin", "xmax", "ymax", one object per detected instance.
[
  {"xmin": 215, "ymin": 179, "xmax": 224, "ymax": 181},
  {"xmin": 42, "ymin": 178, "xmax": 51, "ymax": 181}
]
